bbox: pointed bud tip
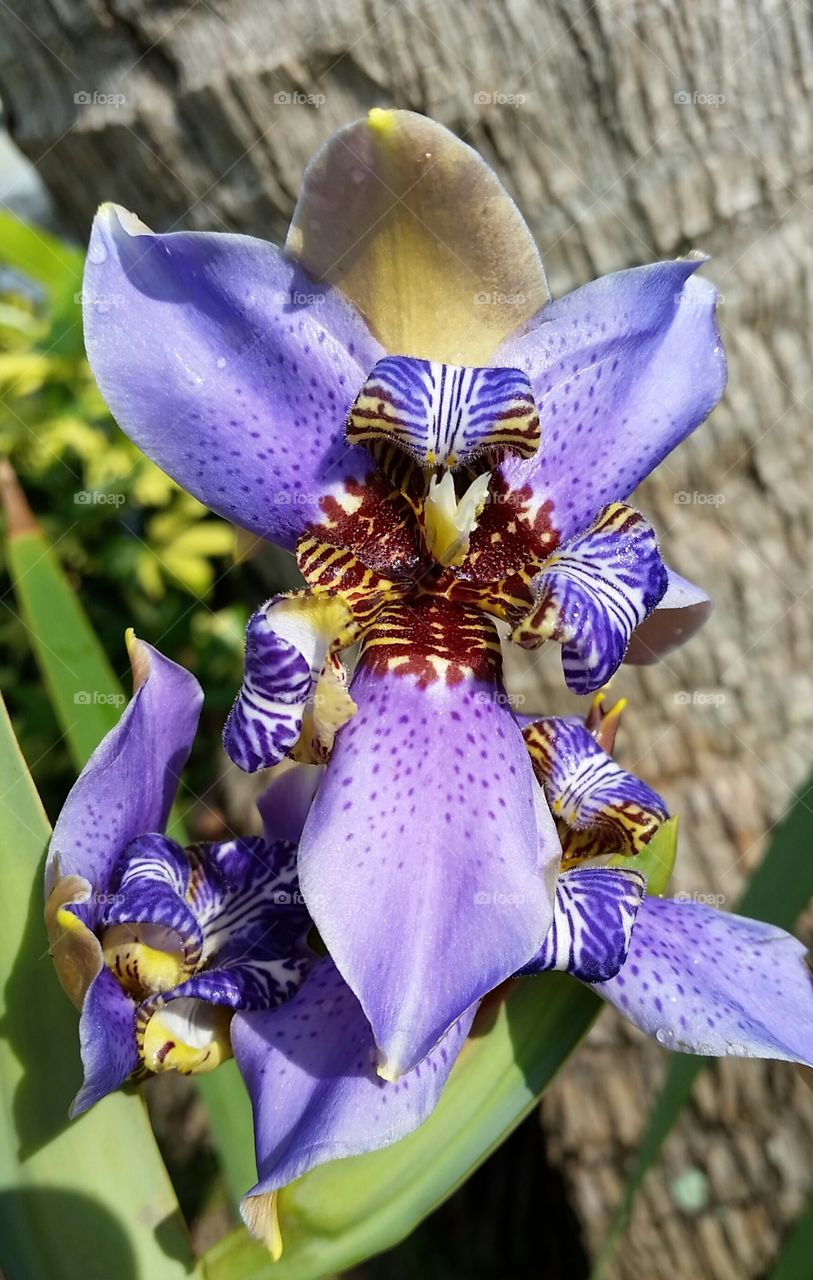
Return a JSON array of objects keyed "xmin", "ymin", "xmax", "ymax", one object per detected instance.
[{"xmin": 0, "ymin": 458, "xmax": 40, "ymax": 537}]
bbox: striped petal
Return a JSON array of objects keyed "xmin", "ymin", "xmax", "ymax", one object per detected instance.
[
  {"xmin": 512, "ymin": 503, "xmax": 668, "ymax": 694},
  {"xmin": 496, "ymin": 259, "xmax": 726, "ymax": 544},
  {"xmin": 233, "ymin": 957, "xmax": 477, "ymax": 1251},
  {"xmin": 519, "ymin": 866, "xmax": 645, "ymax": 982},
  {"xmin": 347, "ymin": 356, "xmax": 540, "ymax": 468},
  {"xmin": 102, "ymin": 833, "xmax": 202, "ymax": 983},
  {"xmin": 597, "ymin": 898, "xmax": 813, "ymax": 1066},
  {"xmin": 224, "ymin": 594, "xmax": 354, "ymax": 773},
  {"xmin": 287, "ymin": 109, "xmax": 547, "ymax": 365},
  {"xmin": 524, "ymin": 716, "xmax": 667, "ymax": 860}
]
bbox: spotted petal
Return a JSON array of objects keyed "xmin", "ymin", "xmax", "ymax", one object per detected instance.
[
  {"xmin": 597, "ymin": 898, "xmax": 813, "ymax": 1065},
  {"xmin": 232, "ymin": 957, "xmax": 477, "ymax": 1250},
  {"xmin": 83, "ymin": 205, "xmax": 382, "ymax": 548},
  {"xmin": 513, "ymin": 503, "xmax": 668, "ymax": 694},
  {"xmin": 347, "ymin": 356, "xmax": 540, "ymax": 468},
  {"xmin": 519, "ymin": 866, "xmax": 645, "ymax": 982},
  {"xmin": 224, "ymin": 594, "xmax": 354, "ymax": 773},
  {"xmin": 298, "ymin": 600, "xmax": 561, "ymax": 1078},
  {"xmin": 497, "ymin": 259, "xmax": 727, "ymax": 544},
  {"xmin": 287, "ymin": 109, "xmax": 548, "ymax": 365},
  {"xmin": 524, "ymin": 716, "xmax": 667, "ymax": 860}
]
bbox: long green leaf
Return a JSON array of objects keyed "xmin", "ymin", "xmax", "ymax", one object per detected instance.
[
  {"xmin": 0, "ymin": 692, "xmax": 198, "ymax": 1280},
  {"xmin": 3, "ymin": 484, "xmax": 257, "ymax": 1206},
  {"xmin": 204, "ymin": 975, "xmax": 601, "ymax": 1280},
  {"xmin": 592, "ymin": 772, "xmax": 813, "ymax": 1279},
  {"xmin": 769, "ymin": 1186, "xmax": 813, "ymax": 1280}
]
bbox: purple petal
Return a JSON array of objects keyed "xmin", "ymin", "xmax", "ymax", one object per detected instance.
[
  {"xmin": 71, "ymin": 967, "xmax": 138, "ymax": 1117},
  {"xmin": 596, "ymin": 897, "xmax": 813, "ymax": 1065},
  {"xmin": 519, "ymin": 866, "xmax": 645, "ymax": 981},
  {"xmin": 224, "ymin": 595, "xmax": 350, "ymax": 773},
  {"xmin": 46, "ymin": 638, "xmax": 201, "ymax": 913},
  {"xmin": 513, "ymin": 503, "xmax": 668, "ymax": 694},
  {"xmin": 232, "ymin": 958, "xmax": 476, "ymax": 1208},
  {"xmin": 524, "ymin": 716, "xmax": 667, "ymax": 858},
  {"xmin": 297, "ymin": 654, "xmax": 560, "ymax": 1078},
  {"xmin": 257, "ymin": 763, "xmax": 323, "ymax": 846},
  {"xmin": 497, "ymin": 260, "xmax": 726, "ymax": 542},
  {"xmin": 83, "ymin": 205, "xmax": 382, "ymax": 548},
  {"xmin": 347, "ymin": 356, "xmax": 540, "ymax": 467},
  {"xmin": 625, "ymin": 569, "xmax": 712, "ymax": 664},
  {"xmin": 104, "ymin": 833, "xmax": 202, "ymax": 966}
]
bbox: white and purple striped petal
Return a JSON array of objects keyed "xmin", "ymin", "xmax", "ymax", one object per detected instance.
[
  {"xmin": 83, "ymin": 205, "xmax": 382, "ymax": 548},
  {"xmin": 513, "ymin": 503, "xmax": 668, "ymax": 694},
  {"xmin": 523, "ymin": 716, "xmax": 668, "ymax": 859},
  {"xmin": 347, "ymin": 356, "xmax": 540, "ymax": 467},
  {"xmin": 597, "ymin": 898, "xmax": 813, "ymax": 1065},
  {"xmin": 104, "ymin": 833, "xmax": 202, "ymax": 970},
  {"xmin": 496, "ymin": 259, "xmax": 726, "ymax": 544},
  {"xmin": 232, "ymin": 957, "xmax": 477, "ymax": 1242},
  {"xmin": 519, "ymin": 866, "xmax": 645, "ymax": 982}
]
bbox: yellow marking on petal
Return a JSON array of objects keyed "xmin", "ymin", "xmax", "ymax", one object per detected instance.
[
  {"xmin": 286, "ymin": 110, "xmax": 547, "ymax": 364},
  {"xmin": 140, "ymin": 999, "xmax": 233, "ymax": 1074},
  {"xmin": 242, "ymin": 1191, "xmax": 283, "ymax": 1260},
  {"xmin": 44, "ymin": 874, "xmax": 103, "ymax": 1009},
  {"xmin": 102, "ymin": 924, "xmax": 188, "ymax": 997},
  {"xmin": 291, "ymin": 653, "xmax": 358, "ymax": 764},
  {"xmin": 125, "ymin": 626, "xmax": 152, "ymax": 692}
]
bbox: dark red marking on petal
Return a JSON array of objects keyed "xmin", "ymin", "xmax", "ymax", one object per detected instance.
[{"xmin": 359, "ymin": 596, "xmax": 502, "ymax": 687}]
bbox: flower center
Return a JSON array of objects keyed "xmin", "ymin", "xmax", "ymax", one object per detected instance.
[
  {"xmin": 102, "ymin": 922, "xmax": 189, "ymax": 997},
  {"xmin": 139, "ymin": 996, "xmax": 232, "ymax": 1074}
]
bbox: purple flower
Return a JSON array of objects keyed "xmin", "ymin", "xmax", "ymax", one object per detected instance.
[{"xmin": 81, "ymin": 109, "xmax": 729, "ymax": 1078}]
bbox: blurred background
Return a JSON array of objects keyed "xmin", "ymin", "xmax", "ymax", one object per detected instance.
[{"xmin": 1, "ymin": 2, "xmax": 812, "ymax": 1276}]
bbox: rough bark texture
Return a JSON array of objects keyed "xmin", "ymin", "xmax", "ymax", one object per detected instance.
[{"xmin": 3, "ymin": 1, "xmax": 813, "ymax": 1275}]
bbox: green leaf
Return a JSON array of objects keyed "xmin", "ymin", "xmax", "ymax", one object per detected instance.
[
  {"xmin": 608, "ymin": 816, "xmax": 678, "ymax": 897},
  {"xmin": 3, "ymin": 488, "xmax": 255, "ymax": 1209},
  {"xmin": 0, "ymin": 692, "xmax": 198, "ymax": 1280},
  {"xmin": 769, "ymin": 1187, "xmax": 813, "ymax": 1280},
  {"xmin": 591, "ymin": 772, "xmax": 813, "ymax": 1280},
  {"xmin": 203, "ymin": 975, "xmax": 602, "ymax": 1280}
]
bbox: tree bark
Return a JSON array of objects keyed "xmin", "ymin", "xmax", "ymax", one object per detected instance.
[{"xmin": 3, "ymin": 2, "xmax": 813, "ymax": 1275}]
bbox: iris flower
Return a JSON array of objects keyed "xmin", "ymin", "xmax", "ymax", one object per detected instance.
[{"xmin": 82, "ymin": 107, "xmax": 768, "ymax": 1087}]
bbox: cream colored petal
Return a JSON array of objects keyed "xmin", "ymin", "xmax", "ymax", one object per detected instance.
[{"xmin": 286, "ymin": 108, "xmax": 547, "ymax": 364}]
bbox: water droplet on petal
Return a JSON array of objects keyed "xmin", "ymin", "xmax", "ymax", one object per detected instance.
[
  {"xmin": 216, "ymin": 356, "xmax": 226, "ymax": 369},
  {"xmin": 655, "ymin": 1026, "xmax": 675, "ymax": 1047},
  {"xmin": 88, "ymin": 239, "xmax": 108, "ymax": 265}
]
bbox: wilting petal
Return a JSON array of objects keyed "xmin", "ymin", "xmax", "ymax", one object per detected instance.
[
  {"xmin": 233, "ymin": 957, "xmax": 477, "ymax": 1246},
  {"xmin": 625, "ymin": 569, "xmax": 712, "ymax": 664},
  {"xmin": 497, "ymin": 260, "xmax": 726, "ymax": 542},
  {"xmin": 71, "ymin": 967, "xmax": 138, "ymax": 1117},
  {"xmin": 523, "ymin": 716, "xmax": 667, "ymax": 859},
  {"xmin": 46, "ymin": 636, "xmax": 201, "ymax": 917},
  {"xmin": 224, "ymin": 594, "xmax": 353, "ymax": 773},
  {"xmin": 298, "ymin": 600, "xmax": 560, "ymax": 1078},
  {"xmin": 597, "ymin": 898, "xmax": 813, "ymax": 1065},
  {"xmin": 287, "ymin": 108, "xmax": 548, "ymax": 365},
  {"xmin": 513, "ymin": 503, "xmax": 668, "ymax": 694},
  {"xmin": 347, "ymin": 357, "xmax": 540, "ymax": 468},
  {"xmin": 519, "ymin": 866, "xmax": 645, "ymax": 982},
  {"xmin": 84, "ymin": 205, "xmax": 382, "ymax": 548}
]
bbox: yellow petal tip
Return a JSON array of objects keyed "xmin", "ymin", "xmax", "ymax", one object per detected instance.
[{"xmin": 367, "ymin": 107, "xmax": 395, "ymax": 134}]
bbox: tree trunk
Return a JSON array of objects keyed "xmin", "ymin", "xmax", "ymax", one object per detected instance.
[{"xmin": 3, "ymin": 2, "xmax": 813, "ymax": 1275}]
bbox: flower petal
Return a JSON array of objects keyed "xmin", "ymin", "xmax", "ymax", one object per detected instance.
[
  {"xmin": 232, "ymin": 957, "xmax": 477, "ymax": 1240},
  {"xmin": 224, "ymin": 594, "xmax": 353, "ymax": 773},
  {"xmin": 523, "ymin": 715, "xmax": 667, "ymax": 859},
  {"xmin": 297, "ymin": 600, "xmax": 560, "ymax": 1078},
  {"xmin": 518, "ymin": 866, "xmax": 645, "ymax": 982},
  {"xmin": 347, "ymin": 356, "xmax": 540, "ymax": 467},
  {"xmin": 286, "ymin": 109, "xmax": 548, "ymax": 365},
  {"xmin": 624, "ymin": 569, "xmax": 712, "ymax": 664},
  {"xmin": 46, "ymin": 636, "xmax": 201, "ymax": 911},
  {"xmin": 257, "ymin": 762, "xmax": 323, "ymax": 845},
  {"xmin": 497, "ymin": 260, "xmax": 726, "ymax": 543},
  {"xmin": 70, "ymin": 966, "xmax": 138, "ymax": 1117},
  {"xmin": 512, "ymin": 503, "xmax": 668, "ymax": 694},
  {"xmin": 596, "ymin": 898, "xmax": 813, "ymax": 1065},
  {"xmin": 83, "ymin": 204, "xmax": 382, "ymax": 548}
]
